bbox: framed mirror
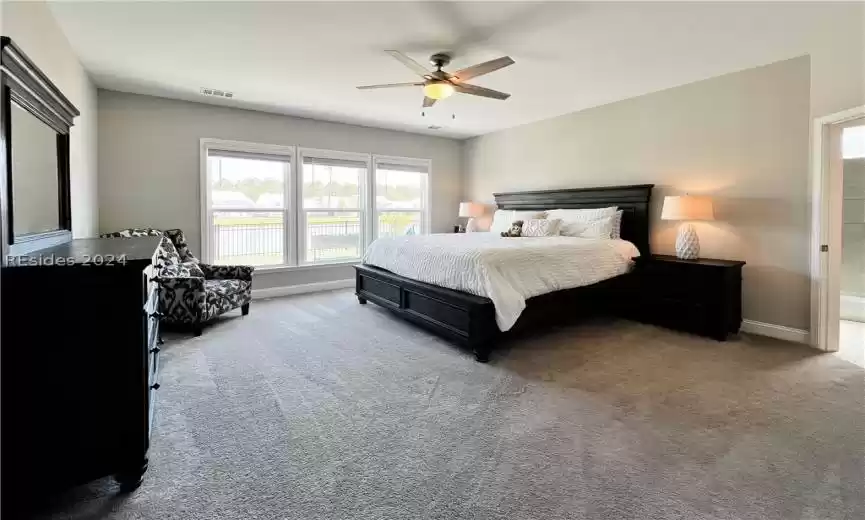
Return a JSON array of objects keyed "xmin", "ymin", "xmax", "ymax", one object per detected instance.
[{"xmin": 1, "ymin": 37, "xmax": 78, "ymax": 258}]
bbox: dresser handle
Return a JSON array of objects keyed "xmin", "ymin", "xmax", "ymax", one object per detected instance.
[
  {"xmin": 150, "ymin": 383, "xmax": 160, "ymax": 390},
  {"xmin": 149, "ymin": 347, "xmax": 160, "ymax": 354}
]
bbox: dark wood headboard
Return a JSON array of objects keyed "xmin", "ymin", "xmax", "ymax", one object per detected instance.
[{"xmin": 493, "ymin": 184, "xmax": 654, "ymax": 257}]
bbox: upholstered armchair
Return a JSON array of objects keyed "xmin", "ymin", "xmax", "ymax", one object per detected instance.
[
  {"xmin": 154, "ymin": 229, "xmax": 254, "ymax": 335},
  {"xmin": 102, "ymin": 228, "xmax": 254, "ymax": 336}
]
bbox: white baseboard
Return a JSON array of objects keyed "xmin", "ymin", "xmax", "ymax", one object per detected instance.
[
  {"xmin": 741, "ymin": 320, "xmax": 810, "ymax": 344},
  {"xmin": 252, "ymin": 279, "xmax": 354, "ymax": 300},
  {"xmin": 841, "ymin": 294, "xmax": 865, "ymax": 321}
]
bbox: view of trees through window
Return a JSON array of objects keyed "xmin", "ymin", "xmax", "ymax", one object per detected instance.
[{"xmin": 206, "ymin": 150, "xmax": 428, "ymax": 267}]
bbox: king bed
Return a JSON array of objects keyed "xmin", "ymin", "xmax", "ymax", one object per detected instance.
[{"xmin": 354, "ymin": 184, "xmax": 654, "ymax": 361}]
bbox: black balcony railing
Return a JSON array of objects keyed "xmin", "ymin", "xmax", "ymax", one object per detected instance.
[
  {"xmin": 214, "ymin": 221, "xmax": 365, "ymax": 264},
  {"xmin": 213, "ymin": 218, "xmax": 420, "ymax": 265}
]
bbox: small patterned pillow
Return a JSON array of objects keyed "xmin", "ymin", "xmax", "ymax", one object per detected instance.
[
  {"xmin": 500, "ymin": 220, "xmax": 524, "ymax": 237},
  {"xmin": 490, "ymin": 210, "xmax": 546, "ymax": 234},
  {"xmin": 521, "ymin": 218, "xmax": 562, "ymax": 237},
  {"xmin": 159, "ymin": 261, "xmax": 205, "ymax": 278},
  {"xmin": 155, "ymin": 236, "xmax": 180, "ymax": 267},
  {"xmin": 100, "ymin": 227, "xmax": 162, "ymax": 238}
]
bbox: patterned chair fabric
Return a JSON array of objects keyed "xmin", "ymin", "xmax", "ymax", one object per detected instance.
[
  {"xmin": 100, "ymin": 228, "xmax": 163, "ymax": 238},
  {"xmin": 162, "ymin": 228, "xmax": 199, "ymax": 264},
  {"xmin": 156, "ymin": 229, "xmax": 254, "ymax": 331},
  {"xmin": 103, "ymin": 227, "xmax": 254, "ymax": 333}
]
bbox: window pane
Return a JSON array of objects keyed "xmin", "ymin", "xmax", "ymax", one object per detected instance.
[
  {"xmin": 375, "ymin": 168, "xmax": 426, "ymax": 210},
  {"xmin": 209, "ymin": 155, "xmax": 286, "ymax": 209},
  {"xmin": 843, "ymin": 126, "xmax": 865, "ymax": 159},
  {"xmin": 305, "ymin": 211, "xmax": 361, "ymax": 263},
  {"xmin": 378, "ymin": 211, "xmax": 422, "ymax": 238},
  {"xmin": 302, "ymin": 162, "xmax": 363, "ymax": 209},
  {"xmin": 212, "ymin": 211, "xmax": 284, "ymax": 266}
]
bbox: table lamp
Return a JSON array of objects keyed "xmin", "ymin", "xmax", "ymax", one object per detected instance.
[
  {"xmin": 661, "ymin": 195, "xmax": 715, "ymax": 260},
  {"xmin": 458, "ymin": 202, "xmax": 485, "ymax": 232}
]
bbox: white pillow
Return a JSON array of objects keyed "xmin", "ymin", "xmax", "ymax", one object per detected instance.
[
  {"xmin": 548, "ymin": 207, "xmax": 618, "ymax": 237},
  {"xmin": 569, "ymin": 215, "xmax": 615, "ymax": 239},
  {"xmin": 521, "ymin": 218, "xmax": 562, "ymax": 237},
  {"xmin": 489, "ymin": 209, "xmax": 546, "ymax": 234},
  {"xmin": 513, "ymin": 210, "xmax": 547, "ymax": 221},
  {"xmin": 610, "ymin": 210, "xmax": 624, "ymax": 239}
]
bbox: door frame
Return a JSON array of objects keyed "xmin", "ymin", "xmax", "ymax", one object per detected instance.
[{"xmin": 810, "ymin": 105, "xmax": 865, "ymax": 352}]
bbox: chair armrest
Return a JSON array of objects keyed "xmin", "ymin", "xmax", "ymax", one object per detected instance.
[
  {"xmin": 200, "ymin": 263, "xmax": 254, "ymax": 281},
  {"xmin": 153, "ymin": 276, "xmax": 206, "ymax": 320}
]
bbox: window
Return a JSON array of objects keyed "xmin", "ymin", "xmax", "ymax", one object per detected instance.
[
  {"xmin": 204, "ymin": 146, "xmax": 292, "ymax": 267},
  {"xmin": 373, "ymin": 158, "xmax": 429, "ymax": 240},
  {"xmin": 299, "ymin": 150, "xmax": 368, "ymax": 264},
  {"xmin": 842, "ymin": 126, "xmax": 865, "ymax": 159},
  {"xmin": 201, "ymin": 140, "xmax": 431, "ymax": 269}
]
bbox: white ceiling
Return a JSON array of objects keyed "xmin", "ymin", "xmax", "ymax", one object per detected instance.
[{"xmin": 47, "ymin": 1, "xmax": 847, "ymax": 139}]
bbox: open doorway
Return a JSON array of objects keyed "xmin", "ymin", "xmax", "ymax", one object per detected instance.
[
  {"xmin": 838, "ymin": 123, "xmax": 865, "ymax": 366},
  {"xmin": 810, "ymin": 106, "xmax": 865, "ymax": 363}
]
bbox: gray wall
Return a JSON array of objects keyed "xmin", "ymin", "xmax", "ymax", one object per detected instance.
[
  {"xmin": 2, "ymin": 0, "xmax": 99, "ymax": 237},
  {"xmin": 97, "ymin": 90, "xmax": 462, "ymax": 290},
  {"xmin": 463, "ymin": 57, "xmax": 811, "ymax": 330},
  {"xmin": 842, "ymin": 158, "xmax": 865, "ymax": 308}
]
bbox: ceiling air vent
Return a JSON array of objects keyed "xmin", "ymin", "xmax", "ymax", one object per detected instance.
[{"xmin": 200, "ymin": 87, "xmax": 234, "ymax": 99}]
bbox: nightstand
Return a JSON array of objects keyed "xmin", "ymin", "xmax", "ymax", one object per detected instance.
[{"xmin": 630, "ymin": 255, "xmax": 746, "ymax": 340}]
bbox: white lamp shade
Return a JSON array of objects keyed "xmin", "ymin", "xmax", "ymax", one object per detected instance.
[
  {"xmin": 661, "ymin": 196, "xmax": 715, "ymax": 221},
  {"xmin": 459, "ymin": 202, "xmax": 485, "ymax": 218}
]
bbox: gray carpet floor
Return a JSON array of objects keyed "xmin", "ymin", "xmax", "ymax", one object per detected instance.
[{"xmin": 37, "ymin": 290, "xmax": 863, "ymax": 520}]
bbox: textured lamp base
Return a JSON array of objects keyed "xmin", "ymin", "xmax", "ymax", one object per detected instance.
[
  {"xmin": 465, "ymin": 217, "xmax": 480, "ymax": 233},
  {"xmin": 675, "ymin": 223, "xmax": 700, "ymax": 260}
]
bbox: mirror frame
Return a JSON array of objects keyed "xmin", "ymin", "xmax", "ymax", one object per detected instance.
[{"xmin": 0, "ymin": 37, "xmax": 79, "ymax": 259}]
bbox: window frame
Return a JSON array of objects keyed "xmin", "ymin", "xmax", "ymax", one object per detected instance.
[
  {"xmin": 297, "ymin": 147, "xmax": 371, "ymax": 265},
  {"xmin": 370, "ymin": 154, "xmax": 431, "ymax": 243},
  {"xmin": 200, "ymin": 138, "xmax": 296, "ymax": 268},
  {"xmin": 199, "ymin": 140, "xmax": 433, "ymax": 271}
]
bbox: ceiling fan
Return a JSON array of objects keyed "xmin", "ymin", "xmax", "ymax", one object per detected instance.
[{"xmin": 357, "ymin": 51, "xmax": 514, "ymax": 107}]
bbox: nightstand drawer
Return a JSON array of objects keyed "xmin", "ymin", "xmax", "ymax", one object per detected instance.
[
  {"xmin": 632, "ymin": 255, "xmax": 745, "ymax": 340},
  {"xmin": 640, "ymin": 297, "xmax": 711, "ymax": 335},
  {"xmin": 641, "ymin": 261, "xmax": 720, "ymax": 299}
]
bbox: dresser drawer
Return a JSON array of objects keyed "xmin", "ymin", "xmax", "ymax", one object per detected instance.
[
  {"xmin": 147, "ymin": 314, "xmax": 160, "ymax": 438},
  {"xmin": 147, "ymin": 317, "xmax": 160, "ymax": 384}
]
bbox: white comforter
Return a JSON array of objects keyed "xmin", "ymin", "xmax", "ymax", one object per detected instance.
[{"xmin": 362, "ymin": 232, "xmax": 640, "ymax": 331}]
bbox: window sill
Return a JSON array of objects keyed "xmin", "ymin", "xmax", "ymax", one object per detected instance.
[{"xmin": 251, "ymin": 261, "xmax": 360, "ymax": 275}]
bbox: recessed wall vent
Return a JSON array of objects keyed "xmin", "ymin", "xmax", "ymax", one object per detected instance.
[{"xmin": 200, "ymin": 87, "xmax": 234, "ymax": 99}]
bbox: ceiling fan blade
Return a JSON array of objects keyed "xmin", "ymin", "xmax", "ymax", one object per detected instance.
[
  {"xmin": 385, "ymin": 50, "xmax": 431, "ymax": 78},
  {"xmin": 423, "ymin": 96, "xmax": 437, "ymax": 108},
  {"xmin": 453, "ymin": 83, "xmax": 510, "ymax": 100},
  {"xmin": 452, "ymin": 56, "xmax": 515, "ymax": 82},
  {"xmin": 356, "ymin": 82, "xmax": 424, "ymax": 90}
]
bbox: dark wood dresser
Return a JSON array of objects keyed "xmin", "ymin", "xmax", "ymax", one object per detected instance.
[
  {"xmin": 1, "ymin": 237, "xmax": 162, "ymax": 515},
  {"xmin": 630, "ymin": 255, "xmax": 746, "ymax": 340}
]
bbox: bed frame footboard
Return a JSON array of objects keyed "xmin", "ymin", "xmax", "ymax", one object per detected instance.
[{"xmin": 355, "ymin": 264, "xmax": 498, "ymax": 361}]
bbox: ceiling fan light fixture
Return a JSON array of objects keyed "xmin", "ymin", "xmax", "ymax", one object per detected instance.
[{"xmin": 423, "ymin": 81, "xmax": 454, "ymax": 100}]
